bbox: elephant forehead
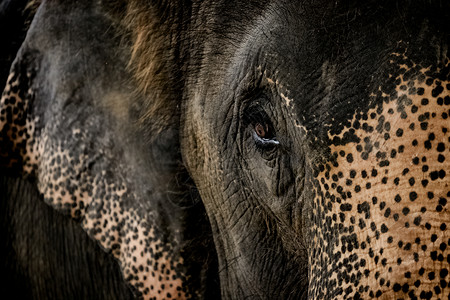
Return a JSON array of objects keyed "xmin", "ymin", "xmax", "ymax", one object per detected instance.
[{"xmin": 308, "ymin": 53, "xmax": 449, "ymax": 298}]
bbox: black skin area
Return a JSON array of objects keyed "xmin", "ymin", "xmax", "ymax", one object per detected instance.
[
  {"xmin": 1, "ymin": 0, "xmax": 449, "ymax": 299},
  {"xmin": 0, "ymin": 176, "xmax": 135, "ymax": 299},
  {"xmin": 0, "ymin": 0, "xmax": 35, "ymax": 92}
]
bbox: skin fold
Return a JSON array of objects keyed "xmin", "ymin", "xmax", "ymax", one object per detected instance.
[{"xmin": 0, "ymin": 0, "xmax": 448, "ymax": 299}]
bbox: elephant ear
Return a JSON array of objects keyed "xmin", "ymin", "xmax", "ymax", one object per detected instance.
[{"xmin": 0, "ymin": 1, "xmax": 212, "ymax": 299}]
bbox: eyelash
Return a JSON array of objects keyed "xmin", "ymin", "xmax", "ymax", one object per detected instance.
[{"xmin": 253, "ymin": 130, "xmax": 280, "ymax": 146}]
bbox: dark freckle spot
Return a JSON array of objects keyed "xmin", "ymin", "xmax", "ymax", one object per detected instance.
[
  {"xmin": 431, "ymin": 234, "xmax": 438, "ymax": 243},
  {"xmin": 390, "ymin": 149, "xmax": 397, "ymax": 158},
  {"xmin": 381, "ymin": 177, "xmax": 388, "ymax": 184},
  {"xmin": 402, "ymin": 207, "xmax": 410, "ymax": 215},
  {"xmin": 421, "ymin": 98, "xmax": 429, "ymax": 105},
  {"xmin": 358, "ymin": 201, "xmax": 371, "ymax": 219},
  {"xmin": 412, "ymin": 157, "xmax": 420, "ymax": 165},
  {"xmin": 393, "ymin": 213, "xmax": 399, "ymax": 221},
  {"xmin": 438, "ymin": 154, "xmax": 445, "ymax": 163},
  {"xmin": 425, "ymin": 223, "xmax": 432, "ymax": 230},
  {"xmin": 420, "ymin": 122, "xmax": 428, "ymax": 130},
  {"xmin": 379, "ymin": 160, "xmax": 389, "ymax": 167},
  {"xmin": 437, "ymin": 142, "xmax": 445, "ymax": 152},
  {"xmin": 350, "ymin": 170, "xmax": 356, "ymax": 178},
  {"xmin": 411, "ymin": 105, "xmax": 418, "ymax": 113},
  {"xmin": 430, "ymin": 171, "xmax": 439, "ymax": 180},
  {"xmin": 437, "ymin": 97, "xmax": 444, "ymax": 105},
  {"xmin": 393, "ymin": 177, "xmax": 399, "ymax": 185},
  {"xmin": 409, "ymin": 123, "xmax": 415, "ymax": 130},
  {"xmin": 398, "ymin": 145, "xmax": 405, "ymax": 153},
  {"xmin": 371, "ymin": 169, "xmax": 378, "ymax": 177},
  {"xmin": 400, "ymin": 111, "xmax": 407, "ymax": 119},
  {"xmin": 430, "ymin": 251, "xmax": 438, "ymax": 261},
  {"xmin": 372, "ymin": 197, "xmax": 378, "ymax": 205},
  {"xmin": 427, "ymin": 192, "xmax": 434, "ymax": 199},
  {"xmin": 428, "ymin": 272, "xmax": 435, "ymax": 280},
  {"xmin": 421, "ymin": 179, "xmax": 429, "ymax": 187},
  {"xmin": 413, "ymin": 216, "xmax": 421, "ymax": 226},
  {"xmin": 408, "ymin": 178, "xmax": 415, "ymax": 186},
  {"xmin": 381, "ymin": 224, "xmax": 388, "ymax": 233},
  {"xmin": 432, "ymin": 85, "xmax": 444, "ymax": 97},
  {"xmin": 424, "ymin": 140, "xmax": 432, "ymax": 149},
  {"xmin": 340, "ymin": 203, "xmax": 352, "ymax": 212},
  {"xmin": 409, "ymin": 191, "xmax": 417, "ymax": 201},
  {"xmin": 440, "ymin": 223, "xmax": 446, "ymax": 230},
  {"xmin": 422, "ymin": 165, "xmax": 429, "ymax": 172},
  {"xmin": 361, "ymin": 152, "xmax": 369, "ymax": 160},
  {"xmin": 394, "ymin": 194, "xmax": 402, "ymax": 203},
  {"xmin": 395, "ymin": 128, "xmax": 403, "ymax": 137},
  {"xmin": 346, "ymin": 153, "xmax": 353, "ymax": 163}
]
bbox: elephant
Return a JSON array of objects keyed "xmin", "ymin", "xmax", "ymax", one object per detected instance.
[{"xmin": 0, "ymin": 0, "xmax": 448, "ymax": 299}]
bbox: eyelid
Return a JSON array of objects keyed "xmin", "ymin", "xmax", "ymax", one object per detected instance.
[{"xmin": 252, "ymin": 131, "xmax": 280, "ymax": 145}]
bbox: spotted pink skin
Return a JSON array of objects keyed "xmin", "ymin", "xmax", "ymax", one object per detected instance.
[
  {"xmin": 307, "ymin": 52, "xmax": 449, "ymax": 299},
  {"xmin": 0, "ymin": 62, "xmax": 191, "ymax": 300}
]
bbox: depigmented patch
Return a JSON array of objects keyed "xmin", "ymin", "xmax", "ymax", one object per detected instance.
[{"xmin": 308, "ymin": 51, "xmax": 449, "ymax": 299}]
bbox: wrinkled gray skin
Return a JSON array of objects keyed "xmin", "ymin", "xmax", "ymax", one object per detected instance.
[{"xmin": 1, "ymin": 0, "xmax": 449, "ymax": 299}]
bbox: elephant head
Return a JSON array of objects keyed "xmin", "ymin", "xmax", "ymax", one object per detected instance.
[{"xmin": 0, "ymin": 0, "xmax": 448, "ymax": 299}]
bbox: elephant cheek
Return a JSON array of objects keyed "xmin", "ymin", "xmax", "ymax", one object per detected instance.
[{"xmin": 308, "ymin": 62, "xmax": 449, "ymax": 298}]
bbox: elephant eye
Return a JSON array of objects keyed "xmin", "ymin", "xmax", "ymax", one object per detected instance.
[
  {"xmin": 243, "ymin": 100, "xmax": 280, "ymax": 149},
  {"xmin": 252, "ymin": 122, "xmax": 280, "ymax": 146},
  {"xmin": 244, "ymin": 105, "xmax": 280, "ymax": 147},
  {"xmin": 254, "ymin": 123, "xmax": 268, "ymax": 138}
]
